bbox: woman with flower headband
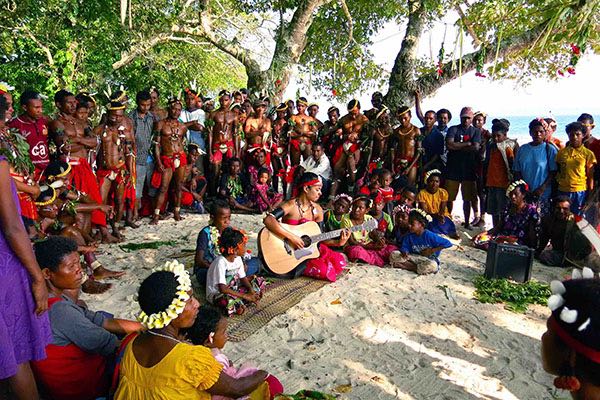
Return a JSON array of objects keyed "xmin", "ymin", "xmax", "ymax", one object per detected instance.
[
  {"xmin": 417, "ymin": 169, "xmax": 459, "ymax": 239},
  {"xmin": 31, "ymin": 236, "xmax": 142, "ymax": 400},
  {"xmin": 473, "ymin": 180, "xmax": 540, "ymax": 250},
  {"xmin": 263, "ymin": 172, "xmax": 350, "ymax": 280},
  {"xmin": 542, "ymin": 268, "xmax": 600, "ymax": 398},
  {"xmin": 390, "ymin": 209, "xmax": 452, "ymax": 274},
  {"xmin": 206, "ymin": 227, "xmax": 265, "ymax": 316},
  {"xmin": 0, "ymin": 94, "xmax": 51, "ymax": 400},
  {"xmin": 342, "ymin": 196, "xmax": 398, "ymax": 267},
  {"xmin": 115, "ymin": 261, "xmax": 269, "ymax": 399}
]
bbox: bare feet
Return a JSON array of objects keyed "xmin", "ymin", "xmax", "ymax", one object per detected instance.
[
  {"xmin": 102, "ymin": 233, "xmax": 120, "ymax": 244},
  {"xmin": 449, "ymin": 232, "xmax": 460, "ymax": 240},
  {"xmin": 149, "ymin": 216, "xmax": 159, "ymax": 225},
  {"xmin": 93, "ymin": 265, "xmax": 126, "ymax": 280},
  {"xmin": 174, "ymin": 210, "xmax": 183, "ymax": 221},
  {"xmin": 82, "ymin": 279, "xmax": 112, "ymax": 294},
  {"xmin": 125, "ymin": 220, "xmax": 140, "ymax": 229}
]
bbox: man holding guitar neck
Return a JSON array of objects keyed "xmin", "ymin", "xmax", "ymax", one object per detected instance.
[{"xmin": 261, "ymin": 172, "xmax": 351, "ymax": 279}]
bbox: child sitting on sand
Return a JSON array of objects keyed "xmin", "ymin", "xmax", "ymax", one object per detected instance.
[
  {"xmin": 323, "ymin": 194, "xmax": 352, "ymax": 232},
  {"xmin": 417, "ymin": 169, "xmax": 459, "ymax": 239},
  {"xmin": 195, "ymin": 201, "xmax": 260, "ymax": 285},
  {"xmin": 218, "ymin": 158, "xmax": 256, "ymax": 213},
  {"xmin": 251, "ymin": 168, "xmax": 283, "ymax": 212},
  {"xmin": 390, "ymin": 209, "xmax": 452, "ymax": 275},
  {"xmin": 542, "ymin": 268, "xmax": 600, "ymax": 398},
  {"xmin": 206, "ymin": 227, "xmax": 265, "ymax": 315},
  {"xmin": 392, "ymin": 203, "xmax": 412, "ymax": 246},
  {"xmin": 342, "ymin": 196, "xmax": 398, "ymax": 267},
  {"xmin": 370, "ymin": 193, "xmax": 394, "ymax": 239},
  {"xmin": 185, "ymin": 305, "xmax": 284, "ymax": 400}
]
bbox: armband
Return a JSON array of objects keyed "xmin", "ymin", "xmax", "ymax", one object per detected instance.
[{"xmin": 267, "ymin": 207, "xmax": 285, "ymax": 220}]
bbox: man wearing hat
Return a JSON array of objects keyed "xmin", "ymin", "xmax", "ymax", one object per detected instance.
[{"xmin": 445, "ymin": 106, "xmax": 482, "ymax": 229}]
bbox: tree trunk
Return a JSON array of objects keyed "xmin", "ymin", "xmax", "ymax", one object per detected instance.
[{"xmin": 383, "ymin": 0, "xmax": 426, "ymax": 109}]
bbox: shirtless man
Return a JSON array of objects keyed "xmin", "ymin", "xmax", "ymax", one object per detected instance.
[
  {"xmin": 93, "ymin": 102, "xmax": 129, "ymax": 234},
  {"xmin": 271, "ymin": 103, "xmax": 289, "ymax": 196},
  {"xmin": 149, "ymin": 86, "xmax": 167, "ymax": 120},
  {"xmin": 150, "ymin": 98, "xmax": 188, "ymax": 224},
  {"xmin": 333, "ymin": 100, "xmax": 369, "ymax": 190},
  {"xmin": 367, "ymin": 106, "xmax": 392, "ymax": 170},
  {"xmin": 244, "ymin": 99, "xmax": 272, "ymax": 165},
  {"xmin": 208, "ymin": 90, "xmax": 238, "ymax": 192},
  {"xmin": 288, "ymin": 97, "xmax": 318, "ymax": 165},
  {"xmin": 391, "ymin": 106, "xmax": 421, "ymax": 187},
  {"xmin": 307, "ymin": 103, "xmax": 324, "ymax": 131},
  {"xmin": 364, "ymin": 91, "xmax": 385, "ymax": 121},
  {"xmin": 50, "ymin": 90, "xmax": 119, "ymax": 244}
]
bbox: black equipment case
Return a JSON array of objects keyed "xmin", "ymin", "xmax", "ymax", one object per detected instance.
[{"xmin": 484, "ymin": 242, "xmax": 534, "ymax": 283}]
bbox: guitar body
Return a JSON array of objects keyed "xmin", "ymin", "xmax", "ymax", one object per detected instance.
[{"xmin": 258, "ymin": 221, "xmax": 322, "ymax": 275}]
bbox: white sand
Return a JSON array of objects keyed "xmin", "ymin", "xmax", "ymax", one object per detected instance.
[{"xmin": 83, "ymin": 213, "xmax": 566, "ymax": 399}]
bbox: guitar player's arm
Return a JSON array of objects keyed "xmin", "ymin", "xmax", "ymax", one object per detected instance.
[{"xmin": 263, "ymin": 203, "xmax": 306, "ymax": 249}]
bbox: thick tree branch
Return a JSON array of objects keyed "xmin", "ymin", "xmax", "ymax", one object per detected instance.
[
  {"xmin": 19, "ymin": 26, "xmax": 54, "ymax": 66},
  {"xmin": 456, "ymin": 5, "xmax": 482, "ymax": 47},
  {"xmin": 112, "ymin": 33, "xmax": 173, "ymax": 70}
]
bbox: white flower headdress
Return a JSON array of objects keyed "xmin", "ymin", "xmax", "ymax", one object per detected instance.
[
  {"xmin": 424, "ymin": 169, "xmax": 442, "ymax": 182},
  {"xmin": 411, "ymin": 208, "xmax": 433, "ymax": 223},
  {"xmin": 137, "ymin": 260, "xmax": 192, "ymax": 329},
  {"xmin": 506, "ymin": 180, "xmax": 528, "ymax": 196},
  {"xmin": 548, "ymin": 267, "xmax": 596, "ymax": 331}
]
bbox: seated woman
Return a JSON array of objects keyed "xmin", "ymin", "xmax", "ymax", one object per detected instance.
[
  {"xmin": 262, "ymin": 172, "xmax": 349, "ymax": 281},
  {"xmin": 390, "ymin": 209, "xmax": 453, "ymax": 275},
  {"xmin": 114, "ymin": 261, "xmax": 269, "ymax": 399},
  {"xmin": 185, "ymin": 305, "xmax": 284, "ymax": 399},
  {"xmin": 417, "ymin": 169, "xmax": 459, "ymax": 239},
  {"xmin": 218, "ymin": 158, "xmax": 256, "ymax": 213},
  {"xmin": 542, "ymin": 268, "xmax": 600, "ymax": 398},
  {"xmin": 30, "ymin": 236, "xmax": 142, "ymax": 400},
  {"xmin": 342, "ymin": 196, "xmax": 398, "ymax": 267},
  {"xmin": 473, "ymin": 180, "xmax": 540, "ymax": 250}
]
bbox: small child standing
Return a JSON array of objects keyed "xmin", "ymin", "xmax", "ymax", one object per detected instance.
[
  {"xmin": 342, "ymin": 196, "xmax": 398, "ymax": 267},
  {"xmin": 323, "ymin": 194, "xmax": 352, "ymax": 232},
  {"xmin": 417, "ymin": 169, "xmax": 459, "ymax": 239},
  {"xmin": 185, "ymin": 305, "xmax": 284, "ymax": 400},
  {"xmin": 390, "ymin": 209, "xmax": 453, "ymax": 275},
  {"xmin": 377, "ymin": 169, "xmax": 395, "ymax": 205},
  {"xmin": 206, "ymin": 227, "xmax": 265, "ymax": 315},
  {"xmin": 251, "ymin": 168, "xmax": 283, "ymax": 212}
]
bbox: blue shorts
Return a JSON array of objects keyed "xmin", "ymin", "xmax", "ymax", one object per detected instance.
[{"xmin": 558, "ymin": 190, "xmax": 586, "ymax": 216}]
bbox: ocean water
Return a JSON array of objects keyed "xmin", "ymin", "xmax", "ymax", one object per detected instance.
[{"xmin": 497, "ymin": 115, "xmax": 581, "ymax": 145}]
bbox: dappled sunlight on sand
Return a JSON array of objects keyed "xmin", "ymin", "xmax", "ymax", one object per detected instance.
[{"xmin": 358, "ymin": 322, "xmax": 520, "ymax": 400}]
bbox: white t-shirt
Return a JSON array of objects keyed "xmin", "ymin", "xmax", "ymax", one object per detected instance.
[
  {"xmin": 300, "ymin": 154, "xmax": 332, "ymax": 180},
  {"xmin": 180, "ymin": 108, "xmax": 206, "ymax": 143},
  {"xmin": 206, "ymin": 255, "xmax": 246, "ymax": 302}
]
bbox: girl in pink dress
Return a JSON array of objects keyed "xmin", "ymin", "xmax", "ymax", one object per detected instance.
[
  {"xmin": 251, "ymin": 168, "xmax": 283, "ymax": 212},
  {"xmin": 186, "ymin": 305, "xmax": 284, "ymax": 400}
]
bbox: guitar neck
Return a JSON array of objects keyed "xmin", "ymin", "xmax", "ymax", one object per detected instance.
[{"xmin": 310, "ymin": 222, "xmax": 372, "ymax": 244}]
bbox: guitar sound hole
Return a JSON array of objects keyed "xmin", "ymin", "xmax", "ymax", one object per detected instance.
[{"xmin": 301, "ymin": 235, "xmax": 312, "ymax": 247}]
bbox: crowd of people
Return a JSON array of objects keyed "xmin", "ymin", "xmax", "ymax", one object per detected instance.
[{"xmin": 2, "ymin": 78, "xmax": 600, "ymax": 399}]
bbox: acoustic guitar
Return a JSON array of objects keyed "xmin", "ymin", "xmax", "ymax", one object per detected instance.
[{"xmin": 258, "ymin": 219, "xmax": 378, "ymax": 275}]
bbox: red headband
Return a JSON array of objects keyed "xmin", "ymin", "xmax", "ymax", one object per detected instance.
[
  {"xmin": 550, "ymin": 316, "xmax": 600, "ymax": 364},
  {"xmin": 300, "ymin": 179, "xmax": 320, "ymax": 187}
]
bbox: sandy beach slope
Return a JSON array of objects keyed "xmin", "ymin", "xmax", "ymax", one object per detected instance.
[{"xmin": 83, "ymin": 213, "xmax": 565, "ymax": 399}]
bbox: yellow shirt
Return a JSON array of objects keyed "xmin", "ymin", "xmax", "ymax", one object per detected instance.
[
  {"xmin": 556, "ymin": 145, "xmax": 596, "ymax": 192},
  {"xmin": 340, "ymin": 214, "xmax": 374, "ymax": 244},
  {"xmin": 114, "ymin": 340, "xmax": 223, "ymax": 400},
  {"xmin": 417, "ymin": 188, "xmax": 450, "ymax": 216}
]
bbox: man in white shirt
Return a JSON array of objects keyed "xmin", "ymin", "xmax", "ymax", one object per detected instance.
[
  {"xmin": 298, "ymin": 142, "xmax": 332, "ymax": 197},
  {"xmin": 180, "ymin": 89, "xmax": 206, "ymax": 171}
]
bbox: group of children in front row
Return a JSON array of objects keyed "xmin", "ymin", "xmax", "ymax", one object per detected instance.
[{"xmin": 196, "ymin": 168, "xmax": 456, "ymax": 316}]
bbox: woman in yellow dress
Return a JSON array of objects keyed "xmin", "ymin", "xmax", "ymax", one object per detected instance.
[{"xmin": 114, "ymin": 260, "xmax": 269, "ymax": 399}]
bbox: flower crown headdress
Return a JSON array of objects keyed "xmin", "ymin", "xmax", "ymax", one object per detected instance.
[
  {"xmin": 424, "ymin": 169, "xmax": 442, "ymax": 182},
  {"xmin": 410, "ymin": 208, "xmax": 433, "ymax": 223},
  {"xmin": 137, "ymin": 260, "xmax": 192, "ymax": 329},
  {"xmin": 392, "ymin": 203, "xmax": 412, "ymax": 219},
  {"xmin": 333, "ymin": 193, "xmax": 353, "ymax": 204},
  {"xmin": 506, "ymin": 180, "xmax": 528, "ymax": 196},
  {"xmin": 0, "ymin": 81, "xmax": 15, "ymax": 95}
]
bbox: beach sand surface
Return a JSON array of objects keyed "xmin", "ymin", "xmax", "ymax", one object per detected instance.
[{"xmin": 84, "ymin": 213, "xmax": 566, "ymax": 399}]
